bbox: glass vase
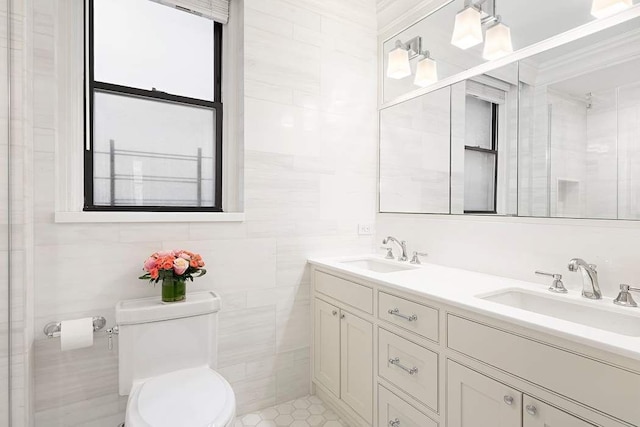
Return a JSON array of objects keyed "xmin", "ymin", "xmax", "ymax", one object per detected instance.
[{"xmin": 161, "ymin": 277, "xmax": 186, "ymax": 303}]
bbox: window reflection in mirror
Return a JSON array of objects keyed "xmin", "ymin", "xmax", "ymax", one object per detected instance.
[
  {"xmin": 518, "ymin": 18, "xmax": 640, "ymax": 220},
  {"xmin": 451, "ymin": 63, "xmax": 519, "ymax": 216}
]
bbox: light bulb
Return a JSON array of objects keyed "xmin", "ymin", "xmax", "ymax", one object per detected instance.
[
  {"xmin": 386, "ymin": 44, "xmax": 411, "ymax": 79},
  {"xmin": 483, "ymin": 22, "xmax": 513, "ymax": 60},
  {"xmin": 451, "ymin": 6, "xmax": 483, "ymax": 50},
  {"xmin": 414, "ymin": 55, "xmax": 438, "ymax": 87},
  {"xmin": 591, "ymin": 0, "xmax": 632, "ymax": 18}
]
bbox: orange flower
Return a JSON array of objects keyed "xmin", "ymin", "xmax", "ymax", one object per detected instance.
[
  {"xmin": 189, "ymin": 259, "xmax": 198, "ymax": 268},
  {"xmin": 150, "ymin": 268, "xmax": 159, "ymax": 279}
]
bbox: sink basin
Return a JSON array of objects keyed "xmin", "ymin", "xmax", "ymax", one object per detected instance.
[
  {"xmin": 340, "ymin": 259, "xmax": 417, "ymax": 274},
  {"xmin": 480, "ymin": 289, "xmax": 640, "ymax": 337}
]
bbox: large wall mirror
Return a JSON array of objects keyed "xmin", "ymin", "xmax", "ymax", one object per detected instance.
[{"xmin": 379, "ymin": 11, "xmax": 640, "ymax": 220}]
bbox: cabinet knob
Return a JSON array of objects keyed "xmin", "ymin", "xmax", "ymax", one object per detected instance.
[
  {"xmin": 340, "ymin": 313, "xmax": 346, "ymax": 319},
  {"xmin": 332, "ymin": 310, "xmax": 338, "ymax": 316},
  {"xmin": 503, "ymin": 395, "xmax": 514, "ymax": 405},
  {"xmin": 525, "ymin": 405, "xmax": 537, "ymax": 416}
]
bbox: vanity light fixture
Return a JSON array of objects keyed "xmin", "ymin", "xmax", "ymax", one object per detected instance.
[
  {"xmin": 591, "ymin": 0, "xmax": 632, "ymax": 18},
  {"xmin": 451, "ymin": 4, "xmax": 484, "ymax": 49},
  {"xmin": 386, "ymin": 36, "xmax": 422, "ymax": 79},
  {"xmin": 483, "ymin": 17, "xmax": 513, "ymax": 60},
  {"xmin": 451, "ymin": 0, "xmax": 514, "ymax": 60},
  {"xmin": 414, "ymin": 51, "xmax": 439, "ymax": 87}
]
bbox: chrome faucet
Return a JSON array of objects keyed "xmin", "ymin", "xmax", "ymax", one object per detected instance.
[
  {"xmin": 568, "ymin": 258, "xmax": 602, "ymax": 300},
  {"xmin": 382, "ymin": 236, "xmax": 408, "ymax": 261}
]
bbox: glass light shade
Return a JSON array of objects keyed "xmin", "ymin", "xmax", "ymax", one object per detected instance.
[
  {"xmin": 591, "ymin": 0, "xmax": 632, "ymax": 17},
  {"xmin": 482, "ymin": 22, "xmax": 513, "ymax": 60},
  {"xmin": 387, "ymin": 46, "xmax": 411, "ymax": 79},
  {"xmin": 414, "ymin": 56, "xmax": 438, "ymax": 87},
  {"xmin": 451, "ymin": 6, "xmax": 483, "ymax": 50}
]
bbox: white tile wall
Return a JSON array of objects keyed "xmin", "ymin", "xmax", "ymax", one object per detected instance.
[
  {"xmin": 377, "ymin": 213, "xmax": 640, "ymax": 298},
  {"xmin": 29, "ymin": 0, "xmax": 378, "ymax": 425},
  {"xmin": 5, "ymin": 0, "xmax": 36, "ymax": 425}
]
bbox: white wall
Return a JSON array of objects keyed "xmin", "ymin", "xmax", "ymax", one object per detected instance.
[
  {"xmin": 31, "ymin": 0, "xmax": 377, "ymax": 425},
  {"xmin": 376, "ymin": 214, "xmax": 640, "ymax": 298}
]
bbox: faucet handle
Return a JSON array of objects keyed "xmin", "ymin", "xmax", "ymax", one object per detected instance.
[
  {"xmin": 380, "ymin": 246, "xmax": 394, "ymax": 260},
  {"xmin": 614, "ymin": 284, "xmax": 640, "ymax": 308},
  {"xmin": 410, "ymin": 251, "xmax": 428, "ymax": 264},
  {"xmin": 535, "ymin": 271, "xmax": 568, "ymax": 294}
]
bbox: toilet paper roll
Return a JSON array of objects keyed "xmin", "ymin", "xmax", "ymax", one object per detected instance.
[{"xmin": 60, "ymin": 317, "xmax": 94, "ymax": 351}]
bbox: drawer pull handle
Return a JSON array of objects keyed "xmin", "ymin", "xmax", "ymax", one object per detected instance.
[
  {"xmin": 389, "ymin": 357, "xmax": 418, "ymax": 375},
  {"xmin": 332, "ymin": 310, "xmax": 338, "ymax": 316},
  {"xmin": 526, "ymin": 405, "xmax": 537, "ymax": 416},
  {"xmin": 388, "ymin": 308, "xmax": 418, "ymax": 322},
  {"xmin": 389, "ymin": 419, "xmax": 400, "ymax": 427},
  {"xmin": 504, "ymin": 395, "xmax": 514, "ymax": 405}
]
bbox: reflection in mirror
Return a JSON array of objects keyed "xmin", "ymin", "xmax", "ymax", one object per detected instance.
[
  {"xmin": 383, "ymin": 0, "xmax": 600, "ymax": 103},
  {"xmin": 379, "ymin": 63, "xmax": 518, "ymax": 216},
  {"xmin": 451, "ymin": 63, "xmax": 518, "ymax": 215},
  {"xmin": 379, "ymin": 87, "xmax": 451, "ymax": 213},
  {"xmin": 518, "ymin": 18, "xmax": 640, "ymax": 219}
]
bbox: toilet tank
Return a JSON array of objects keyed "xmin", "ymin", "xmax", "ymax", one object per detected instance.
[{"xmin": 115, "ymin": 291, "xmax": 221, "ymax": 395}]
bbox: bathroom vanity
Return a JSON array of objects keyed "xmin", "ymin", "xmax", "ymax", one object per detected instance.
[{"xmin": 309, "ymin": 256, "xmax": 640, "ymax": 427}]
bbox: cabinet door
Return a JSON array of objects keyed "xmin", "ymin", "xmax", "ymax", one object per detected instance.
[
  {"xmin": 340, "ymin": 310, "xmax": 373, "ymax": 424},
  {"xmin": 523, "ymin": 396, "xmax": 596, "ymax": 427},
  {"xmin": 314, "ymin": 299, "xmax": 341, "ymax": 397},
  {"xmin": 447, "ymin": 361, "xmax": 522, "ymax": 427}
]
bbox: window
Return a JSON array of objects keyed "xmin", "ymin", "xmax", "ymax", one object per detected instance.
[
  {"xmin": 85, "ymin": 0, "xmax": 223, "ymax": 212},
  {"xmin": 464, "ymin": 96, "xmax": 498, "ymax": 214}
]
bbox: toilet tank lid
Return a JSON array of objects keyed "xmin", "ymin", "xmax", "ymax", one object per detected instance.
[{"xmin": 116, "ymin": 291, "xmax": 221, "ymax": 325}]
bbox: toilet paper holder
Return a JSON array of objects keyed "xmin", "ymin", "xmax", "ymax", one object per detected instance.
[{"xmin": 43, "ymin": 316, "xmax": 107, "ymax": 338}]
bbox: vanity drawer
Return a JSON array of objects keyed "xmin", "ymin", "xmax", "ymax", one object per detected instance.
[
  {"xmin": 314, "ymin": 271, "xmax": 373, "ymax": 314},
  {"xmin": 379, "ymin": 291, "xmax": 439, "ymax": 342},
  {"xmin": 378, "ymin": 384, "xmax": 438, "ymax": 427},
  {"xmin": 378, "ymin": 328, "xmax": 439, "ymax": 411},
  {"xmin": 447, "ymin": 314, "xmax": 640, "ymax": 425}
]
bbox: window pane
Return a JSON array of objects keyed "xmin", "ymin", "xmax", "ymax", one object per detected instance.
[
  {"xmin": 464, "ymin": 150, "xmax": 496, "ymax": 212},
  {"xmin": 465, "ymin": 96, "xmax": 494, "ymax": 149},
  {"xmin": 93, "ymin": 92, "xmax": 217, "ymax": 207},
  {"xmin": 94, "ymin": 0, "xmax": 214, "ymax": 101}
]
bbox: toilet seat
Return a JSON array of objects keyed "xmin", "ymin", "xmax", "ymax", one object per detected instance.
[{"xmin": 125, "ymin": 367, "xmax": 236, "ymax": 427}]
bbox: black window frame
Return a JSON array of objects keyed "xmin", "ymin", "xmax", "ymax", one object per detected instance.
[
  {"xmin": 464, "ymin": 102, "xmax": 499, "ymax": 215},
  {"xmin": 83, "ymin": 0, "xmax": 224, "ymax": 213}
]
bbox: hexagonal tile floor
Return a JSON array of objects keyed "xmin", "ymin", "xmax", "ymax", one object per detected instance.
[{"xmin": 235, "ymin": 395, "xmax": 348, "ymax": 427}]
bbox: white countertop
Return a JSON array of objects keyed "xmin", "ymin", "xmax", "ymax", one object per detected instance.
[{"xmin": 308, "ymin": 255, "xmax": 640, "ymax": 362}]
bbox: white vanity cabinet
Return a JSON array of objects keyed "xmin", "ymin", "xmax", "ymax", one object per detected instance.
[
  {"xmin": 447, "ymin": 361, "xmax": 596, "ymax": 427},
  {"xmin": 447, "ymin": 360, "xmax": 522, "ymax": 427},
  {"xmin": 523, "ymin": 396, "xmax": 596, "ymax": 427},
  {"xmin": 314, "ymin": 298, "xmax": 341, "ymax": 396},
  {"xmin": 310, "ymin": 265, "xmax": 636, "ymax": 427},
  {"xmin": 313, "ymin": 290, "xmax": 373, "ymax": 424}
]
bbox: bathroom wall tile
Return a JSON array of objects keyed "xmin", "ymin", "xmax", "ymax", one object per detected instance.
[
  {"xmin": 30, "ymin": 0, "xmax": 378, "ymax": 423},
  {"xmin": 218, "ymin": 306, "xmax": 277, "ymax": 368}
]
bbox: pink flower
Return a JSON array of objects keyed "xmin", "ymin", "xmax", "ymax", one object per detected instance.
[
  {"xmin": 179, "ymin": 252, "xmax": 191, "ymax": 261},
  {"xmin": 144, "ymin": 257, "xmax": 157, "ymax": 272},
  {"xmin": 173, "ymin": 257, "xmax": 189, "ymax": 275},
  {"xmin": 156, "ymin": 250, "xmax": 173, "ymax": 257}
]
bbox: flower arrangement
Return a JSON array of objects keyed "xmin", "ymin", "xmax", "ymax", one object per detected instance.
[{"xmin": 139, "ymin": 250, "xmax": 206, "ymax": 302}]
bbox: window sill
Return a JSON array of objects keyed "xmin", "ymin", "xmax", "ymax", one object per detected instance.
[{"xmin": 54, "ymin": 211, "xmax": 245, "ymax": 224}]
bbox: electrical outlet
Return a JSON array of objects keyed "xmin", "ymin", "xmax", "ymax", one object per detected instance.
[{"xmin": 358, "ymin": 223, "xmax": 374, "ymax": 235}]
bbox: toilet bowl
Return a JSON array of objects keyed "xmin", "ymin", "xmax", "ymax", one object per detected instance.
[
  {"xmin": 115, "ymin": 292, "xmax": 236, "ymax": 427},
  {"xmin": 125, "ymin": 367, "xmax": 235, "ymax": 427}
]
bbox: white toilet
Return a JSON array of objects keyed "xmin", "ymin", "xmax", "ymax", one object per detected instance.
[{"xmin": 115, "ymin": 291, "xmax": 236, "ymax": 427}]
